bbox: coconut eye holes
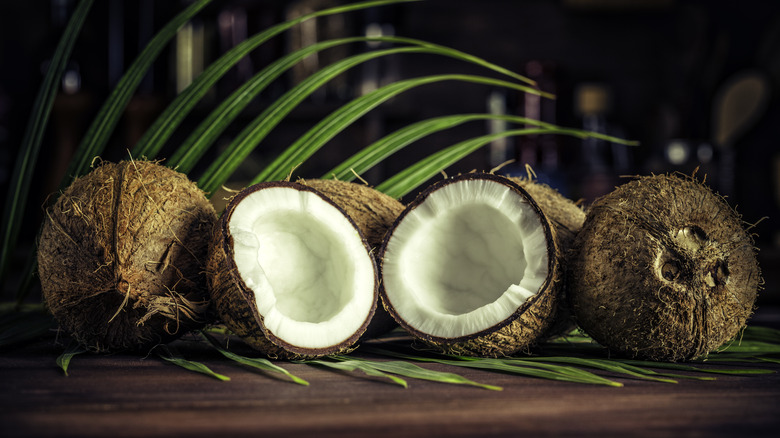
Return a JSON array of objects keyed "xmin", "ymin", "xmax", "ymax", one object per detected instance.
[
  {"xmin": 706, "ymin": 259, "xmax": 730, "ymax": 287},
  {"xmin": 674, "ymin": 225, "xmax": 709, "ymax": 253},
  {"xmin": 661, "ymin": 259, "xmax": 682, "ymax": 281},
  {"xmin": 682, "ymin": 225, "xmax": 708, "ymax": 241}
]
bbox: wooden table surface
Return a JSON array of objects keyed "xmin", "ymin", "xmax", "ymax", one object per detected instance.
[{"xmin": 2, "ymin": 309, "xmax": 780, "ymax": 438}]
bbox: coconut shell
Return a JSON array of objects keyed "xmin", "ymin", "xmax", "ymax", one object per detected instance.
[
  {"xmin": 567, "ymin": 173, "xmax": 760, "ymax": 361},
  {"xmin": 298, "ymin": 179, "xmax": 405, "ymax": 250},
  {"xmin": 207, "ymin": 180, "xmax": 404, "ymax": 359},
  {"xmin": 380, "ymin": 173, "xmax": 564, "ymax": 357},
  {"xmin": 298, "ymin": 179, "xmax": 405, "ymax": 340},
  {"xmin": 510, "ymin": 177, "xmax": 585, "ymax": 251},
  {"xmin": 510, "ymin": 177, "xmax": 586, "ymax": 338},
  {"xmin": 37, "ymin": 160, "xmax": 217, "ymax": 353}
]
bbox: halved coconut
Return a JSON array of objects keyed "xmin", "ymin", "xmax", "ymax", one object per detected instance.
[
  {"xmin": 379, "ymin": 173, "xmax": 563, "ymax": 357},
  {"xmin": 208, "ymin": 180, "xmax": 403, "ymax": 358},
  {"xmin": 567, "ymin": 173, "xmax": 761, "ymax": 361}
]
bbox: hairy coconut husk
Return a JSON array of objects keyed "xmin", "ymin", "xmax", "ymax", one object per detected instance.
[
  {"xmin": 510, "ymin": 177, "xmax": 585, "ymax": 251},
  {"xmin": 567, "ymin": 173, "xmax": 761, "ymax": 361},
  {"xmin": 379, "ymin": 173, "xmax": 565, "ymax": 357},
  {"xmin": 37, "ymin": 160, "xmax": 217, "ymax": 353},
  {"xmin": 510, "ymin": 177, "xmax": 586, "ymax": 337},
  {"xmin": 299, "ymin": 179, "xmax": 405, "ymax": 250},
  {"xmin": 207, "ymin": 180, "xmax": 404, "ymax": 359}
]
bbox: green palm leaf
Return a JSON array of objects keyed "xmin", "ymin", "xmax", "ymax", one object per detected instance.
[
  {"xmin": 168, "ymin": 35, "xmax": 540, "ymax": 175},
  {"xmin": 363, "ymin": 347, "xmax": 622, "ymax": 387},
  {"xmin": 165, "ymin": 36, "xmax": 379, "ymax": 174},
  {"xmin": 303, "ymin": 358, "xmax": 409, "ymax": 388},
  {"xmin": 252, "ymin": 74, "xmax": 546, "ymax": 185},
  {"xmin": 62, "ymin": 0, "xmax": 213, "ymax": 187},
  {"xmin": 156, "ymin": 345, "xmax": 231, "ymax": 381},
  {"xmin": 329, "ymin": 355, "xmax": 502, "ymax": 390},
  {"xmin": 0, "ymin": 0, "xmax": 93, "ymax": 291},
  {"xmin": 376, "ymin": 127, "xmax": 637, "ymax": 198},
  {"xmin": 196, "ymin": 46, "xmax": 425, "ymax": 194},
  {"xmin": 324, "ymin": 113, "xmax": 596, "ymax": 182},
  {"xmin": 132, "ymin": 1, "xmax": 428, "ymax": 162},
  {"xmin": 200, "ymin": 332, "xmax": 309, "ymax": 385},
  {"xmin": 55, "ymin": 341, "xmax": 87, "ymax": 377}
]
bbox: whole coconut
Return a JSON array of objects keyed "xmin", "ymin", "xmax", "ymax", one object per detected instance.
[
  {"xmin": 37, "ymin": 160, "xmax": 217, "ymax": 353},
  {"xmin": 567, "ymin": 173, "xmax": 760, "ymax": 361}
]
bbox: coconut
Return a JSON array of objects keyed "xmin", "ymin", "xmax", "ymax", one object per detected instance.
[
  {"xmin": 37, "ymin": 160, "xmax": 217, "ymax": 353},
  {"xmin": 379, "ymin": 172, "xmax": 567, "ymax": 357},
  {"xmin": 207, "ymin": 179, "xmax": 404, "ymax": 358},
  {"xmin": 567, "ymin": 173, "xmax": 761, "ymax": 361},
  {"xmin": 510, "ymin": 176, "xmax": 586, "ymax": 336},
  {"xmin": 510, "ymin": 177, "xmax": 586, "ymax": 252}
]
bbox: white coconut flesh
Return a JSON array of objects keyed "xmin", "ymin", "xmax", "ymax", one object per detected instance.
[
  {"xmin": 228, "ymin": 186, "xmax": 376, "ymax": 349},
  {"xmin": 382, "ymin": 178, "xmax": 549, "ymax": 339}
]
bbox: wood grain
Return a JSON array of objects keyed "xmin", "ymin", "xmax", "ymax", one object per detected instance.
[{"xmin": 2, "ymin": 320, "xmax": 779, "ymax": 438}]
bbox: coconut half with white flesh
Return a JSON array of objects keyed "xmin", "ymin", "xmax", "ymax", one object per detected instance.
[
  {"xmin": 208, "ymin": 180, "xmax": 403, "ymax": 358},
  {"xmin": 379, "ymin": 173, "xmax": 563, "ymax": 357}
]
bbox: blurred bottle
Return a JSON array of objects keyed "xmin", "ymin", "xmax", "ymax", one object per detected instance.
[
  {"xmin": 575, "ymin": 83, "xmax": 630, "ymax": 202},
  {"xmin": 518, "ymin": 60, "xmax": 565, "ymax": 192},
  {"xmin": 489, "ymin": 60, "xmax": 567, "ymax": 193}
]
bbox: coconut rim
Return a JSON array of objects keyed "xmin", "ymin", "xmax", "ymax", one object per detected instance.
[
  {"xmin": 216, "ymin": 180, "xmax": 380, "ymax": 356},
  {"xmin": 378, "ymin": 172, "xmax": 557, "ymax": 345}
]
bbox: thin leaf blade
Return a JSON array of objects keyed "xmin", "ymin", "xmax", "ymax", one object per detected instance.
[
  {"xmin": 156, "ymin": 346, "xmax": 231, "ymax": 381},
  {"xmin": 324, "ymin": 114, "xmax": 575, "ymax": 181},
  {"xmin": 56, "ymin": 341, "xmax": 87, "ymax": 377},
  {"xmin": 375, "ymin": 128, "xmax": 547, "ymax": 198},
  {"xmin": 196, "ymin": 46, "xmax": 428, "ymax": 194},
  {"xmin": 364, "ymin": 347, "xmax": 620, "ymax": 387},
  {"xmin": 253, "ymin": 75, "xmax": 545, "ymax": 185},
  {"xmin": 201, "ymin": 332, "xmax": 308, "ymax": 385},
  {"xmin": 0, "ymin": 0, "xmax": 94, "ymax": 293},
  {"xmin": 62, "ymin": 0, "xmax": 213, "ymax": 186},
  {"xmin": 304, "ymin": 358, "xmax": 408, "ymax": 388},
  {"xmin": 331, "ymin": 354, "xmax": 502, "ymax": 390},
  {"xmin": 167, "ymin": 36, "xmax": 386, "ymax": 173},
  {"xmin": 375, "ymin": 126, "xmax": 636, "ymax": 199}
]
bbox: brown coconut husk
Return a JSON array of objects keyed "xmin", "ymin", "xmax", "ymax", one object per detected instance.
[
  {"xmin": 567, "ymin": 173, "xmax": 761, "ymax": 361},
  {"xmin": 510, "ymin": 177, "xmax": 586, "ymax": 338},
  {"xmin": 207, "ymin": 179, "xmax": 404, "ymax": 359},
  {"xmin": 37, "ymin": 160, "xmax": 217, "ymax": 353}
]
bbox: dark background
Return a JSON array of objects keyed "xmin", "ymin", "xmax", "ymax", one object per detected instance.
[{"xmin": 1, "ymin": 0, "xmax": 779, "ymax": 303}]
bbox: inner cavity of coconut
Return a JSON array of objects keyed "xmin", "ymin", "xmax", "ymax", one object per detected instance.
[
  {"xmin": 383, "ymin": 179, "xmax": 549, "ymax": 339},
  {"xmin": 229, "ymin": 187, "xmax": 375, "ymax": 349}
]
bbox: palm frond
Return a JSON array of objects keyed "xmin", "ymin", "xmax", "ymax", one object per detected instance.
[
  {"xmin": 0, "ymin": 0, "xmax": 94, "ymax": 291},
  {"xmin": 132, "ymin": 1, "xmax": 428, "ymax": 162},
  {"xmin": 251, "ymin": 74, "xmax": 547, "ymax": 186},
  {"xmin": 62, "ymin": 0, "xmax": 213, "ymax": 187}
]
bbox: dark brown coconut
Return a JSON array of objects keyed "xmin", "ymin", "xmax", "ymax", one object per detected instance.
[
  {"xmin": 567, "ymin": 173, "xmax": 760, "ymax": 361},
  {"xmin": 379, "ymin": 173, "xmax": 564, "ymax": 357},
  {"xmin": 207, "ymin": 180, "xmax": 404, "ymax": 359},
  {"xmin": 37, "ymin": 160, "xmax": 217, "ymax": 353}
]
